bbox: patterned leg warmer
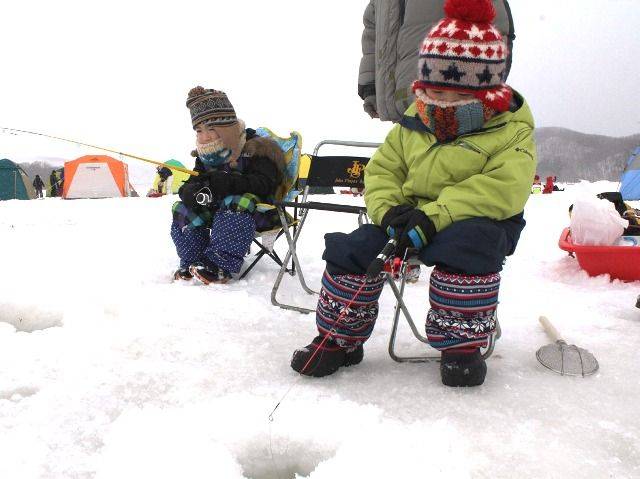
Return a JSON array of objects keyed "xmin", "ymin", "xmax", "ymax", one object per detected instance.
[
  {"xmin": 203, "ymin": 210, "xmax": 256, "ymax": 274},
  {"xmin": 425, "ymin": 268, "xmax": 500, "ymax": 352},
  {"xmin": 316, "ymin": 270, "xmax": 385, "ymax": 350},
  {"xmin": 170, "ymin": 221, "xmax": 210, "ymax": 269}
]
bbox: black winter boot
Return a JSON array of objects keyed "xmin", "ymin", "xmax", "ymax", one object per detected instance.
[
  {"xmin": 440, "ymin": 349, "xmax": 487, "ymax": 387},
  {"xmin": 173, "ymin": 268, "xmax": 193, "ymax": 281},
  {"xmin": 291, "ymin": 335, "xmax": 363, "ymax": 377},
  {"xmin": 189, "ymin": 263, "xmax": 232, "ymax": 285}
]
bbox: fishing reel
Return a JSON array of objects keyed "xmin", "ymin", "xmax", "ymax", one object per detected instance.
[{"xmin": 195, "ymin": 186, "xmax": 213, "ymax": 206}]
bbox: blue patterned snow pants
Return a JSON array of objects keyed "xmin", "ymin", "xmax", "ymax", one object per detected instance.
[{"xmin": 171, "ymin": 209, "xmax": 256, "ymax": 274}]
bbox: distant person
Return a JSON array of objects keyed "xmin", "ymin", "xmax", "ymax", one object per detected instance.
[
  {"xmin": 542, "ymin": 175, "xmax": 555, "ymax": 194},
  {"xmin": 148, "ymin": 166, "xmax": 173, "ymax": 196},
  {"xmin": 171, "ymin": 86, "xmax": 287, "ymax": 284},
  {"xmin": 49, "ymin": 170, "xmax": 58, "ymax": 197},
  {"xmin": 292, "ymin": 0, "xmax": 536, "ymax": 387},
  {"xmin": 358, "ymin": 0, "xmax": 515, "ymax": 122},
  {"xmin": 552, "ymin": 176, "xmax": 564, "ymax": 191},
  {"xmin": 157, "ymin": 166, "xmax": 173, "ymax": 194},
  {"xmin": 32, "ymin": 174, "xmax": 45, "ymax": 198},
  {"xmin": 531, "ymin": 174, "xmax": 542, "ymax": 194}
]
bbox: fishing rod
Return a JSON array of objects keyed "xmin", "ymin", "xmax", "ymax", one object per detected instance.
[{"xmin": 0, "ymin": 126, "xmax": 199, "ymax": 177}]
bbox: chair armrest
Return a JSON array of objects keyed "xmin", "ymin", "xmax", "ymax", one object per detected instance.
[{"xmin": 275, "ymin": 200, "xmax": 367, "ymax": 215}]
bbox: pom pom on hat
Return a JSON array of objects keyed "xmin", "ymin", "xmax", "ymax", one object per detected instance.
[
  {"xmin": 415, "ymin": 0, "xmax": 512, "ymax": 111},
  {"xmin": 187, "ymin": 86, "xmax": 208, "ymax": 100},
  {"xmin": 444, "ymin": 0, "xmax": 496, "ymax": 24}
]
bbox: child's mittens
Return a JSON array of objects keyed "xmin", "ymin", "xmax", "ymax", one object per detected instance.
[
  {"xmin": 395, "ymin": 209, "xmax": 436, "ymax": 254},
  {"xmin": 381, "ymin": 204, "xmax": 415, "ymax": 238}
]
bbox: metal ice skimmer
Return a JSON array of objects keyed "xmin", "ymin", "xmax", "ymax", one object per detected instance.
[{"xmin": 536, "ymin": 316, "xmax": 599, "ymax": 377}]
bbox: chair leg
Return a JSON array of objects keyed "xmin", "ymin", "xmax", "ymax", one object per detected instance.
[
  {"xmin": 270, "ymin": 207, "xmax": 317, "ymax": 314},
  {"xmin": 238, "ymin": 238, "xmax": 290, "ymax": 280},
  {"xmin": 386, "ymin": 273, "xmax": 438, "ymax": 363},
  {"xmin": 386, "ymin": 268, "xmax": 500, "ymax": 362}
]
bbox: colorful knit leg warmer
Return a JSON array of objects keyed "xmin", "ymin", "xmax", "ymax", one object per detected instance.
[
  {"xmin": 425, "ymin": 268, "xmax": 500, "ymax": 352},
  {"xmin": 170, "ymin": 221, "xmax": 210, "ymax": 269},
  {"xmin": 203, "ymin": 210, "xmax": 256, "ymax": 274},
  {"xmin": 316, "ymin": 270, "xmax": 385, "ymax": 350}
]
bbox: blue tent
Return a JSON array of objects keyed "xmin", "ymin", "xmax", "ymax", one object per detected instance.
[
  {"xmin": 620, "ymin": 147, "xmax": 640, "ymax": 200},
  {"xmin": 0, "ymin": 158, "xmax": 36, "ymax": 200}
]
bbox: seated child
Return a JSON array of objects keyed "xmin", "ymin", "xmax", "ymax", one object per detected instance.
[
  {"xmin": 171, "ymin": 86, "xmax": 286, "ymax": 284},
  {"xmin": 291, "ymin": 0, "xmax": 537, "ymax": 387}
]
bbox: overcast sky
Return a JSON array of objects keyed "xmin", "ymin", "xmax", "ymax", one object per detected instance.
[{"xmin": 1, "ymin": 0, "xmax": 639, "ymax": 180}]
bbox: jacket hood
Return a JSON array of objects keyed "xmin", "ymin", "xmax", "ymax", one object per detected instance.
[{"xmin": 243, "ymin": 136, "xmax": 286, "ymax": 175}]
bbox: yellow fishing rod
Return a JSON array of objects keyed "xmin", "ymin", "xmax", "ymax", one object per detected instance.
[{"xmin": 0, "ymin": 126, "xmax": 199, "ymax": 176}]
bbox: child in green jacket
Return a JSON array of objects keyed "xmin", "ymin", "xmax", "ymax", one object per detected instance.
[{"xmin": 291, "ymin": 0, "xmax": 536, "ymax": 386}]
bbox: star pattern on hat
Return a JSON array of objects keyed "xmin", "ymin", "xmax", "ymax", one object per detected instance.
[
  {"xmin": 440, "ymin": 64, "xmax": 466, "ymax": 82},
  {"xmin": 421, "ymin": 62, "xmax": 432, "ymax": 80},
  {"xmin": 476, "ymin": 66, "xmax": 493, "ymax": 85},
  {"xmin": 441, "ymin": 20, "xmax": 459, "ymax": 37},
  {"xmin": 464, "ymin": 25, "xmax": 485, "ymax": 40}
]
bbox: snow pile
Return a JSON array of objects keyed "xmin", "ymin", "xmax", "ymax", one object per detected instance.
[{"xmin": 1, "ymin": 182, "xmax": 639, "ymax": 478}]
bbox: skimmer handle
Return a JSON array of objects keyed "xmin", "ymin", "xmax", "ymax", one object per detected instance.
[{"xmin": 539, "ymin": 316, "xmax": 563, "ymax": 343}]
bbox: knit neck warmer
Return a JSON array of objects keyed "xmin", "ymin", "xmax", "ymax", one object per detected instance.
[
  {"xmin": 414, "ymin": 89, "xmax": 495, "ymax": 143},
  {"xmin": 196, "ymin": 138, "xmax": 234, "ymax": 168}
]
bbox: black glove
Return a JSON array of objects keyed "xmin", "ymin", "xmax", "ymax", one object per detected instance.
[
  {"xmin": 205, "ymin": 170, "xmax": 235, "ymax": 199},
  {"xmin": 395, "ymin": 209, "xmax": 436, "ymax": 255},
  {"xmin": 178, "ymin": 178, "xmax": 209, "ymax": 210},
  {"xmin": 381, "ymin": 205, "xmax": 415, "ymax": 237}
]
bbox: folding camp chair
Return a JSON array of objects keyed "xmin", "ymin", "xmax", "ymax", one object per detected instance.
[
  {"xmin": 238, "ymin": 128, "xmax": 303, "ymax": 279},
  {"xmin": 385, "ymin": 256, "xmax": 501, "ymax": 362},
  {"xmin": 271, "ymin": 140, "xmax": 381, "ymax": 313}
]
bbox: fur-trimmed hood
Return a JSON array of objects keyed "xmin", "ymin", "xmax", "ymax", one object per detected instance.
[{"xmin": 243, "ymin": 135, "xmax": 286, "ymax": 175}]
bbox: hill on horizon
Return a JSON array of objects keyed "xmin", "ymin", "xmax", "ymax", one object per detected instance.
[
  {"xmin": 535, "ymin": 127, "xmax": 640, "ymax": 182},
  {"xmin": 14, "ymin": 127, "xmax": 640, "ymax": 186}
]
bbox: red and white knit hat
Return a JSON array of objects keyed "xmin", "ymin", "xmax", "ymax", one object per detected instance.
[{"xmin": 413, "ymin": 0, "xmax": 512, "ymax": 111}]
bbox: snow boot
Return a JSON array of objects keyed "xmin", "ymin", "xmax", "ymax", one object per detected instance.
[
  {"xmin": 440, "ymin": 349, "xmax": 487, "ymax": 387},
  {"xmin": 173, "ymin": 267, "xmax": 193, "ymax": 281},
  {"xmin": 189, "ymin": 263, "xmax": 232, "ymax": 285},
  {"xmin": 291, "ymin": 335, "xmax": 363, "ymax": 377}
]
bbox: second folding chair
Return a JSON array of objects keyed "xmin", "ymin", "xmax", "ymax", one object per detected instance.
[{"xmin": 271, "ymin": 140, "xmax": 381, "ymax": 313}]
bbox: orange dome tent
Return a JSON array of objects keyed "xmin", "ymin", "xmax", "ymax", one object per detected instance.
[{"xmin": 63, "ymin": 155, "xmax": 134, "ymax": 199}]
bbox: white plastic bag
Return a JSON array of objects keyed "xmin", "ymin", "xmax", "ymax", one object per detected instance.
[{"xmin": 570, "ymin": 196, "xmax": 629, "ymax": 246}]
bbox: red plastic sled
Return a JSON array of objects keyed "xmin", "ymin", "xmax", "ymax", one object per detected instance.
[{"xmin": 558, "ymin": 227, "xmax": 640, "ymax": 281}]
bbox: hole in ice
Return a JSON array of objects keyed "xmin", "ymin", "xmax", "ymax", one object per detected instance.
[
  {"xmin": 0, "ymin": 303, "xmax": 63, "ymax": 332},
  {"xmin": 0, "ymin": 386, "xmax": 39, "ymax": 401}
]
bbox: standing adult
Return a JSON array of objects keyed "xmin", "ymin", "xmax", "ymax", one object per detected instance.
[
  {"xmin": 32, "ymin": 174, "xmax": 45, "ymax": 198},
  {"xmin": 358, "ymin": 0, "xmax": 515, "ymax": 122},
  {"xmin": 49, "ymin": 170, "xmax": 58, "ymax": 197}
]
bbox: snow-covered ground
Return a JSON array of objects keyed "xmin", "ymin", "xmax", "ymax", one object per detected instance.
[{"xmin": 1, "ymin": 181, "xmax": 639, "ymax": 478}]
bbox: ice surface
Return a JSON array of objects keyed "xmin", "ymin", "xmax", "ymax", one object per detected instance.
[{"xmin": 0, "ymin": 181, "xmax": 638, "ymax": 478}]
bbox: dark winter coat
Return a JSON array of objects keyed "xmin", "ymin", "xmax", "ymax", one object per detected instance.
[
  {"xmin": 188, "ymin": 128, "xmax": 285, "ymax": 201},
  {"xmin": 33, "ymin": 176, "xmax": 45, "ymax": 190},
  {"xmin": 174, "ymin": 128, "xmax": 286, "ymax": 232}
]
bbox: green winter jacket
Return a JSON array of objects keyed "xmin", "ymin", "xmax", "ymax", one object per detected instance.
[{"xmin": 364, "ymin": 91, "xmax": 537, "ymax": 232}]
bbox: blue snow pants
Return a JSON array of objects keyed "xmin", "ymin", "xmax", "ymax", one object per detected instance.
[
  {"xmin": 315, "ymin": 213, "xmax": 526, "ymax": 351},
  {"xmin": 171, "ymin": 209, "xmax": 256, "ymax": 274},
  {"xmin": 323, "ymin": 214, "xmax": 526, "ymax": 276}
]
